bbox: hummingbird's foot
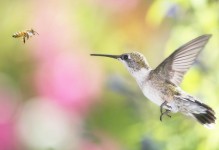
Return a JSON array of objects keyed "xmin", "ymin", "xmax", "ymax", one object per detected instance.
[
  {"xmin": 160, "ymin": 101, "xmax": 172, "ymax": 114},
  {"xmin": 160, "ymin": 110, "xmax": 171, "ymax": 121}
]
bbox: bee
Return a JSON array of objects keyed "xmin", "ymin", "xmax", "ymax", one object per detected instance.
[{"xmin": 12, "ymin": 28, "xmax": 39, "ymax": 43}]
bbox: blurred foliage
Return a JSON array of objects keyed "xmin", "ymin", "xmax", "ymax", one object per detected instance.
[{"xmin": 0, "ymin": 0, "xmax": 219, "ymax": 150}]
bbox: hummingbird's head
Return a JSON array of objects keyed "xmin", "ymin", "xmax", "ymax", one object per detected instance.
[{"xmin": 91, "ymin": 52, "xmax": 151, "ymax": 78}]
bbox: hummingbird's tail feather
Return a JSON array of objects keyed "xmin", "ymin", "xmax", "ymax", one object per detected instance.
[
  {"xmin": 177, "ymin": 95, "xmax": 216, "ymax": 128},
  {"xmin": 191, "ymin": 100, "xmax": 216, "ymax": 128}
]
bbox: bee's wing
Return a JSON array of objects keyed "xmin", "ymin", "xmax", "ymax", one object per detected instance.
[
  {"xmin": 153, "ymin": 34, "xmax": 211, "ymax": 86},
  {"xmin": 34, "ymin": 31, "xmax": 39, "ymax": 35}
]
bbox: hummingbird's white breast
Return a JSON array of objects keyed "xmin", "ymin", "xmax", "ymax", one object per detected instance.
[
  {"xmin": 132, "ymin": 68, "xmax": 180, "ymax": 113},
  {"xmin": 132, "ymin": 68, "xmax": 164, "ymax": 106},
  {"xmin": 140, "ymin": 78, "xmax": 180, "ymax": 113},
  {"xmin": 141, "ymin": 82, "xmax": 164, "ymax": 106}
]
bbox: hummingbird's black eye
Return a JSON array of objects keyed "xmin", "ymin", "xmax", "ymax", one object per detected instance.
[{"xmin": 122, "ymin": 54, "xmax": 128, "ymax": 60}]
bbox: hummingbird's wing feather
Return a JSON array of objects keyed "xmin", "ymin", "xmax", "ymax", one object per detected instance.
[{"xmin": 154, "ymin": 34, "xmax": 212, "ymax": 85}]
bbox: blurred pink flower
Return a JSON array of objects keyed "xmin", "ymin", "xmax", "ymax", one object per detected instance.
[
  {"xmin": 0, "ymin": 75, "xmax": 21, "ymax": 150},
  {"xmin": 30, "ymin": 0, "xmax": 82, "ymax": 62},
  {"xmin": 30, "ymin": 1, "xmax": 104, "ymax": 116},
  {"xmin": 35, "ymin": 53, "xmax": 103, "ymax": 115},
  {"xmin": 0, "ymin": 122, "xmax": 17, "ymax": 150}
]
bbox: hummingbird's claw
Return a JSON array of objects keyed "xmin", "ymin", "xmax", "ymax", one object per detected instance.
[
  {"xmin": 160, "ymin": 110, "xmax": 171, "ymax": 121},
  {"xmin": 160, "ymin": 101, "xmax": 172, "ymax": 121},
  {"xmin": 160, "ymin": 101, "xmax": 172, "ymax": 114}
]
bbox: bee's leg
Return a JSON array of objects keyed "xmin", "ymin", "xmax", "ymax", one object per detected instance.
[
  {"xmin": 23, "ymin": 37, "xmax": 26, "ymax": 43},
  {"xmin": 160, "ymin": 109, "xmax": 171, "ymax": 121}
]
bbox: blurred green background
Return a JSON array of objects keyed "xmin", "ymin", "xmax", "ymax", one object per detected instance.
[{"xmin": 0, "ymin": 0, "xmax": 219, "ymax": 150}]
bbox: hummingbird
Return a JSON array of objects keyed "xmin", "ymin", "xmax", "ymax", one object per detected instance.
[{"xmin": 91, "ymin": 34, "xmax": 216, "ymax": 128}]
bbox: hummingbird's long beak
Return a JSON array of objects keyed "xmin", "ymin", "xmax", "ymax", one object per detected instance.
[{"xmin": 90, "ymin": 54, "xmax": 121, "ymax": 59}]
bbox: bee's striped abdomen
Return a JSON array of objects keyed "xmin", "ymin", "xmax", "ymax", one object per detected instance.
[{"xmin": 12, "ymin": 31, "xmax": 26, "ymax": 38}]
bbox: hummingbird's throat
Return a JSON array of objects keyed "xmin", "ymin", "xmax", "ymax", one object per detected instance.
[
  {"xmin": 132, "ymin": 68, "xmax": 150, "ymax": 81},
  {"xmin": 122, "ymin": 60, "xmax": 150, "ymax": 83}
]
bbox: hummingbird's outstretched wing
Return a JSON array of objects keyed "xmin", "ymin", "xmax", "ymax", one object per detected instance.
[{"xmin": 153, "ymin": 34, "xmax": 212, "ymax": 86}]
